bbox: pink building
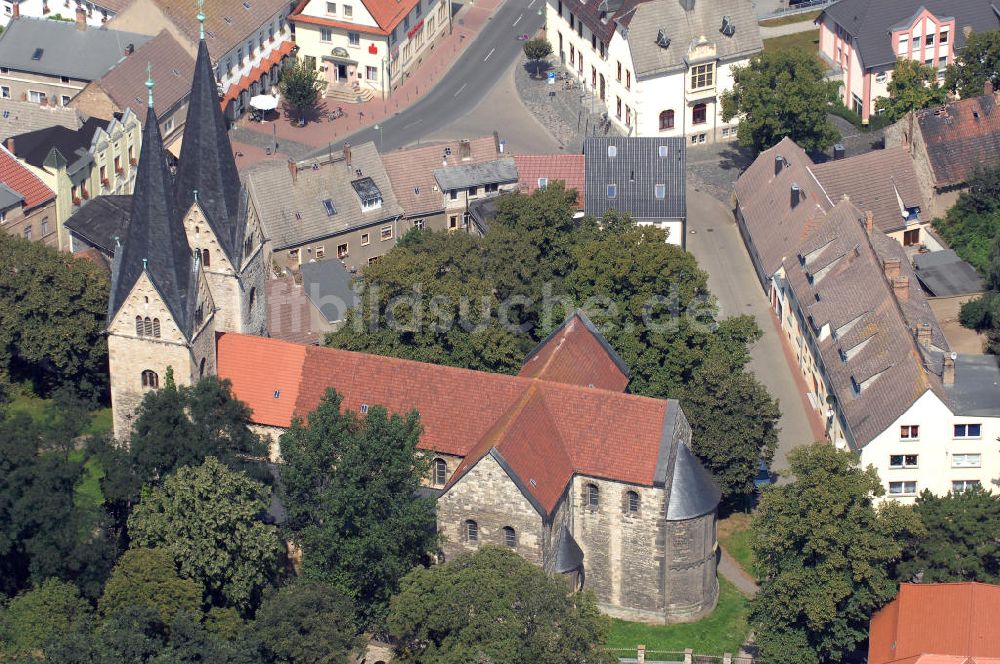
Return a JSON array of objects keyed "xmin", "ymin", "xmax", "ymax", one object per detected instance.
[{"xmin": 817, "ymin": 0, "xmax": 999, "ymax": 122}]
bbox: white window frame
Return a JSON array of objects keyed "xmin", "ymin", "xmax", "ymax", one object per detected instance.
[
  {"xmin": 952, "ymin": 479, "xmax": 981, "ymax": 493},
  {"xmin": 952, "ymin": 453, "xmax": 981, "ymax": 468},
  {"xmin": 954, "ymin": 423, "xmax": 982, "ymax": 439},
  {"xmin": 29, "ymin": 90, "xmax": 44, "ymax": 103},
  {"xmin": 888, "ymin": 454, "xmax": 918, "ymax": 469},
  {"xmin": 380, "ymin": 226, "xmax": 393, "ymax": 241},
  {"xmin": 888, "ymin": 481, "xmax": 917, "ymax": 496},
  {"xmin": 320, "ymin": 27, "xmax": 333, "ymax": 42},
  {"xmin": 326, "ymin": 1, "xmax": 336, "ymax": 13},
  {"xmin": 899, "ymin": 425, "xmax": 919, "ymax": 440},
  {"xmin": 361, "ymin": 233, "xmax": 370, "ymax": 246}
]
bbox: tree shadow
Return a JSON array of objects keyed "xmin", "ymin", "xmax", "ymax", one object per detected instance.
[
  {"xmin": 522, "ymin": 58, "xmax": 555, "ymax": 80},
  {"xmin": 717, "ymin": 143, "xmax": 755, "ymax": 172}
]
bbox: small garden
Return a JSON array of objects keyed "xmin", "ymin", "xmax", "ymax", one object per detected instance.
[{"xmin": 718, "ymin": 513, "xmax": 757, "ymax": 580}]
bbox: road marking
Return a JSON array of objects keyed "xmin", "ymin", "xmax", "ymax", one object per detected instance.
[
  {"xmin": 527, "ymin": 0, "xmax": 536, "ymax": 7},
  {"xmin": 512, "ymin": 13, "xmax": 522, "ymax": 26},
  {"xmin": 403, "ymin": 118, "xmax": 424, "ymax": 129},
  {"xmin": 484, "ymin": 48, "xmax": 495, "ymax": 61},
  {"xmin": 454, "ymin": 83, "xmax": 468, "ymax": 97}
]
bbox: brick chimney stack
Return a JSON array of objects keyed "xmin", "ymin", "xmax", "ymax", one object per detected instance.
[
  {"xmin": 343, "ymin": 143, "xmax": 352, "ymax": 167},
  {"xmin": 5, "ymin": 137, "xmax": 14, "ymax": 154},
  {"xmin": 75, "ymin": 3, "xmax": 87, "ymax": 30},
  {"xmin": 11, "ymin": 1, "xmax": 19, "ymax": 18},
  {"xmin": 915, "ymin": 322, "xmax": 931, "ymax": 349},
  {"xmin": 893, "ymin": 276, "xmax": 910, "ymax": 302},
  {"xmin": 943, "ymin": 352, "xmax": 956, "ymax": 385},
  {"xmin": 287, "ymin": 157, "xmax": 298, "ymax": 184},
  {"xmin": 882, "ymin": 257, "xmax": 901, "ymax": 280},
  {"xmin": 864, "ymin": 210, "xmax": 874, "ymax": 233}
]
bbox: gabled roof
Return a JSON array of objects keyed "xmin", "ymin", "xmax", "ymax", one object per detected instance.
[
  {"xmin": 63, "ymin": 195, "xmax": 132, "ymax": 254},
  {"xmin": 556, "ymin": 0, "xmax": 651, "ymax": 46},
  {"xmin": 290, "ymin": 0, "xmax": 423, "ymax": 34},
  {"xmin": 10, "ymin": 117, "xmax": 109, "ymax": 170},
  {"xmin": 628, "ymin": 0, "xmax": 761, "ymax": 79},
  {"xmin": 820, "ymin": 0, "xmax": 1000, "ymax": 69},
  {"xmin": 95, "ymin": 30, "xmax": 195, "ymax": 123},
  {"xmin": 151, "ymin": 0, "xmax": 292, "ymax": 61},
  {"xmin": 109, "ymin": 104, "xmax": 195, "ymax": 336},
  {"xmin": 583, "ymin": 137, "xmax": 686, "ymax": 221},
  {"xmin": 915, "ymin": 93, "xmax": 1000, "ymax": 187},
  {"xmin": 513, "ymin": 154, "xmax": 586, "ymax": 207},
  {"xmin": 0, "ymin": 17, "xmax": 151, "ymax": 80},
  {"xmin": 175, "ymin": 39, "xmax": 244, "ymax": 264},
  {"xmin": 519, "ymin": 310, "xmax": 630, "ymax": 392},
  {"xmin": 0, "ymin": 98, "xmax": 81, "ymax": 142},
  {"xmin": 869, "ymin": 583, "xmax": 1000, "ymax": 664},
  {"xmin": 810, "ymin": 147, "xmax": 924, "ymax": 233},
  {"xmin": 0, "ymin": 143, "xmax": 54, "ymax": 209},
  {"xmin": 433, "ymin": 158, "xmax": 518, "ymax": 192}
]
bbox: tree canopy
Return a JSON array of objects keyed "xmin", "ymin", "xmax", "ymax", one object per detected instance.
[
  {"xmin": 946, "ymin": 29, "xmax": 1000, "ymax": 99},
  {"xmin": 279, "ymin": 389, "xmax": 437, "ymax": 628},
  {"xmin": 875, "ymin": 58, "xmax": 948, "ymax": 121},
  {"xmin": 279, "ymin": 61, "xmax": 327, "ymax": 121},
  {"xmin": 750, "ymin": 444, "xmax": 921, "ymax": 664},
  {"xmin": 721, "ymin": 48, "xmax": 841, "ymax": 154},
  {"xmin": 99, "ymin": 548, "xmax": 204, "ymax": 625},
  {"xmin": 0, "ymin": 578, "xmax": 93, "ymax": 658},
  {"xmin": 388, "ymin": 546, "xmax": 616, "ymax": 664}
]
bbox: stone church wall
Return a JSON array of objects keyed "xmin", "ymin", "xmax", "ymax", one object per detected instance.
[
  {"xmin": 664, "ymin": 512, "xmax": 719, "ymax": 621},
  {"xmin": 240, "ymin": 247, "xmax": 268, "ymax": 336}
]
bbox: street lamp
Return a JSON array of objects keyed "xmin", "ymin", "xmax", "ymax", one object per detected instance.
[{"xmin": 373, "ymin": 123, "xmax": 383, "ymax": 151}]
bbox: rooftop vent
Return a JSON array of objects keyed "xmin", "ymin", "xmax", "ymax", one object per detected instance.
[
  {"xmin": 242, "ymin": 0, "xmax": 251, "ymax": 8},
  {"xmin": 720, "ymin": 15, "xmax": 735, "ymax": 37},
  {"xmin": 774, "ymin": 154, "xmax": 784, "ymax": 175},
  {"xmin": 655, "ymin": 29, "xmax": 670, "ymax": 49},
  {"xmin": 31, "ymin": 48, "xmax": 44, "ymax": 61},
  {"xmin": 223, "ymin": 15, "xmax": 233, "ymax": 23},
  {"xmin": 444, "ymin": 146, "xmax": 452, "ymax": 156},
  {"xmin": 355, "ymin": 168, "xmax": 362, "ymax": 177},
  {"xmin": 790, "ymin": 183, "xmax": 801, "ymax": 208},
  {"xmin": 273, "ymin": 390, "xmax": 280, "ymax": 398}
]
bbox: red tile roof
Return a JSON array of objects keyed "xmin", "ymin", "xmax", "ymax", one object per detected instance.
[
  {"xmin": 513, "ymin": 154, "xmax": 586, "ymax": 207},
  {"xmin": 869, "ymin": 583, "xmax": 1000, "ymax": 664},
  {"xmin": 0, "ymin": 145, "xmax": 54, "ymax": 210},
  {"xmin": 290, "ymin": 0, "xmax": 422, "ymax": 34},
  {"xmin": 519, "ymin": 311, "xmax": 629, "ymax": 392},
  {"xmin": 916, "ymin": 93, "xmax": 1000, "ymax": 187},
  {"xmin": 216, "ymin": 323, "xmax": 672, "ymax": 514}
]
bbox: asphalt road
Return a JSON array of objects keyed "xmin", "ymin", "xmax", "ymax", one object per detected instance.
[{"xmin": 306, "ymin": 0, "xmax": 545, "ymax": 156}]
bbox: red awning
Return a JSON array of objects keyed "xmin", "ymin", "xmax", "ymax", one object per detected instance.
[{"xmin": 219, "ymin": 40, "xmax": 296, "ymax": 110}]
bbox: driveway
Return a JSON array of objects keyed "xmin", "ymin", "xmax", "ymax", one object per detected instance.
[{"xmin": 686, "ymin": 187, "xmax": 822, "ymax": 474}]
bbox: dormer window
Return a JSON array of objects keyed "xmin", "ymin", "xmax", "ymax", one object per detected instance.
[{"xmin": 352, "ymin": 177, "xmax": 383, "ymax": 211}]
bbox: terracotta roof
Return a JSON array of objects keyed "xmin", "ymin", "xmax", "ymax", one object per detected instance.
[
  {"xmin": 513, "ymin": 154, "xmax": 585, "ymax": 207},
  {"xmin": 382, "ymin": 136, "xmax": 499, "ymax": 216},
  {"xmin": 519, "ymin": 310, "xmax": 629, "ymax": 391},
  {"xmin": 810, "ymin": 147, "xmax": 924, "ymax": 234},
  {"xmin": 869, "ymin": 583, "xmax": 1000, "ymax": 664},
  {"xmin": 290, "ymin": 0, "xmax": 422, "ymax": 33},
  {"xmin": 0, "ymin": 144, "xmax": 54, "ymax": 210},
  {"xmin": 915, "ymin": 93, "xmax": 1000, "ymax": 188},
  {"xmin": 151, "ymin": 0, "xmax": 293, "ymax": 62},
  {"xmin": 95, "ymin": 31, "xmax": 195, "ymax": 123}
]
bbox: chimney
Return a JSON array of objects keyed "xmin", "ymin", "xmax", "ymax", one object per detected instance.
[
  {"xmin": 915, "ymin": 322, "xmax": 931, "ymax": 349},
  {"xmin": 864, "ymin": 210, "xmax": 874, "ymax": 233},
  {"xmin": 774, "ymin": 154, "xmax": 784, "ymax": 176},
  {"xmin": 11, "ymin": 1, "xmax": 19, "ymax": 18},
  {"xmin": 893, "ymin": 276, "xmax": 910, "ymax": 302},
  {"xmin": 882, "ymin": 257, "xmax": 901, "ymax": 280},
  {"xmin": 833, "ymin": 143, "xmax": 845, "ymax": 160},
  {"xmin": 943, "ymin": 351, "xmax": 956, "ymax": 385},
  {"xmin": 790, "ymin": 183, "xmax": 801, "ymax": 208},
  {"xmin": 124, "ymin": 43, "xmax": 135, "ymax": 56},
  {"xmin": 5, "ymin": 137, "xmax": 13, "ymax": 154},
  {"xmin": 75, "ymin": 3, "xmax": 87, "ymax": 30},
  {"xmin": 287, "ymin": 157, "xmax": 298, "ymax": 184},
  {"xmin": 679, "ymin": 0, "xmax": 694, "ymax": 10},
  {"xmin": 343, "ymin": 142, "xmax": 352, "ymax": 167}
]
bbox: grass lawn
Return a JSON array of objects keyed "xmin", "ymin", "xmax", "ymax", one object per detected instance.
[
  {"xmin": 68, "ymin": 449, "xmax": 106, "ymax": 511},
  {"xmin": 8, "ymin": 393, "xmax": 113, "ymax": 436},
  {"xmin": 763, "ymin": 29, "xmax": 826, "ymax": 70},
  {"xmin": 718, "ymin": 513, "xmax": 757, "ymax": 580},
  {"xmin": 605, "ymin": 577, "xmax": 749, "ymax": 655},
  {"xmin": 758, "ymin": 9, "xmax": 821, "ymax": 27}
]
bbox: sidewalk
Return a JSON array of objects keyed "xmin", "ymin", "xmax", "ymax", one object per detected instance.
[
  {"xmin": 758, "ymin": 19, "xmax": 820, "ymax": 39},
  {"xmin": 234, "ymin": 0, "xmax": 503, "ymax": 168},
  {"xmin": 718, "ymin": 548, "xmax": 759, "ymax": 597}
]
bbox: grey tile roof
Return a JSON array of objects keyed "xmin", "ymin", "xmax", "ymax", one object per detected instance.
[
  {"xmin": 628, "ymin": 0, "xmax": 761, "ymax": 78},
  {"xmin": 913, "ymin": 249, "xmax": 985, "ymax": 297},
  {"xmin": 300, "ymin": 258, "xmax": 359, "ymax": 323},
  {"xmin": 944, "ymin": 353, "xmax": 1000, "ymax": 416},
  {"xmin": 150, "ymin": 0, "xmax": 292, "ymax": 62},
  {"xmin": 0, "ymin": 17, "xmax": 152, "ymax": 81},
  {"xmin": 433, "ymin": 159, "xmax": 518, "ymax": 192},
  {"xmin": 0, "ymin": 99, "xmax": 81, "ymax": 142},
  {"xmin": 552, "ymin": 525, "xmax": 584, "ymax": 573},
  {"xmin": 0, "ymin": 182, "xmax": 23, "ymax": 209},
  {"xmin": 820, "ymin": 0, "xmax": 1000, "ymax": 69},
  {"xmin": 247, "ymin": 141, "xmax": 403, "ymax": 251},
  {"xmin": 583, "ymin": 136, "xmax": 686, "ymax": 221},
  {"xmin": 64, "ymin": 194, "xmax": 132, "ymax": 254}
]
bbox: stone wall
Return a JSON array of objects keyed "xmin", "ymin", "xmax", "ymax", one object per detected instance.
[
  {"xmin": 436, "ymin": 453, "xmax": 544, "ymax": 566},
  {"xmin": 240, "ymin": 246, "xmax": 269, "ymax": 336},
  {"xmin": 663, "ymin": 512, "xmax": 718, "ymax": 622}
]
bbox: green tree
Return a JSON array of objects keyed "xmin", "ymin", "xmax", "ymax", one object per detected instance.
[
  {"xmin": 99, "ymin": 548, "xmax": 204, "ymax": 625},
  {"xmin": 388, "ymin": 547, "xmax": 615, "ymax": 664},
  {"xmin": 750, "ymin": 444, "xmax": 922, "ymax": 664},
  {"xmin": 523, "ymin": 37, "xmax": 552, "ymax": 77},
  {"xmin": 127, "ymin": 457, "xmax": 281, "ymax": 614},
  {"xmin": 0, "ymin": 578, "xmax": 93, "ymax": 658},
  {"xmin": 279, "ymin": 60, "xmax": 327, "ymax": 123},
  {"xmin": 722, "ymin": 49, "xmax": 841, "ymax": 154},
  {"xmin": 875, "ymin": 58, "xmax": 948, "ymax": 121},
  {"xmin": 0, "ymin": 233, "xmax": 109, "ymax": 402},
  {"xmin": 280, "ymin": 390, "xmax": 436, "ymax": 628},
  {"xmin": 249, "ymin": 579, "xmax": 361, "ymax": 664},
  {"xmin": 896, "ymin": 487, "xmax": 1000, "ymax": 584},
  {"xmin": 946, "ymin": 29, "xmax": 1000, "ymax": 99},
  {"xmin": 934, "ymin": 165, "xmax": 1000, "ymax": 274}
]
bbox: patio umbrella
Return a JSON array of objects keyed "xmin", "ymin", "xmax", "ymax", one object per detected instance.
[{"xmin": 249, "ymin": 94, "xmax": 279, "ymax": 111}]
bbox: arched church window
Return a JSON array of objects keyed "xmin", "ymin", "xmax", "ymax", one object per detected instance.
[
  {"xmin": 141, "ymin": 369, "xmax": 159, "ymax": 389},
  {"xmin": 502, "ymin": 526, "xmax": 516, "ymax": 548},
  {"xmin": 135, "ymin": 315, "xmax": 144, "ymax": 336},
  {"xmin": 151, "ymin": 318, "xmax": 160, "ymax": 338},
  {"xmin": 143, "ymin": 317, "xmax": 153, "ymax": 336},
  {"xmin": 464, "ymin": 520, "xmax": 479, "ymax": 543},
  {"xmin": 199, "ymin": 357, "xmax": 206, "ymax": 378},
  {"xmin": 433, "ymin": 458, "xmax": 447, "ymax": 486},
  {"xmin": 248, "ymin": 287, "xmax": 256, "ymax": 309},
  {"xmin": 202, "ymin": 248, "xmax": 211, "ymax": 267}
]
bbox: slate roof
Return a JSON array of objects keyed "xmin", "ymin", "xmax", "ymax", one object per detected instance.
[
  {"xmin": 0, "ymin": 99, "xmax": 81, "ymax": 142},
  {"xmin": 216, "ymin": 325, "xmax": 718, "ymax": 517},
  {"xmin": 914, "ymin": 93, "xmax": 1000, "ymax": 187},
  {"xmin": 0, "ymin": 143, "xmax": 54, "ymax": 209},
  {"xmin": 247, "ymin": 142, "xmax": 403, "ymax": 251},
  {"xmin": 810, "ymin": 146, "xmax": 923, "ymax": 233},
  {"xmin": 513, "ymin": 154, "xmax": 585, "ymax": 207},
  {"xmin": 913, "ymin": 249, "xmax": 984, "ymax": 296},
  {"xmin": 63, "ymin": 195, "xmax": 132, "ymax": 253},
  {"xmin": 382, "ymin": 137, "xmax": 499, "ymax": 216},
  {"xmin": 519, "ymin": 310, "xmax": 630, "ymax": 392},
  {"xmin": 151, "ymin": 0, "xmax": 292, "ymax": 61},
  {"xmin": 628, "ymin": 0, "xmax": 761, "ymax": 78},
  {"xmin": 10, "ymin": 117, "xmax": 109, "ymax": 170},
  {"xmin": 552, "ymin": 525, "xmax": 584, "ymax": 573},
  {"xmin": 820, "ymin": 0, "xmax": 1000, "ymax": 69},
  {"xmin": 300, "ymin": 258, "xmax": 359, "ymax": 323},
  {"xmin": 665, "ymin": 440, "xmax": 721, "ymax": 519},
  {"xmin": 868, "ymin": 583, "xmax": 1000, "ymax": 664},
  {"xmin": 94, "ymin": 30, "xmax": 195, "ymax": 123},
  {"xmin": 433, "ymin": 158, "xmax": 518, "ymax": 192},
  {"xmin": 175, "ymin": 39, "xmax": 244, "ymax": 264},
  {"xmin": 0, "ymin": 183, "xmax": 21, "ymax": 210},
  {"xmin": 583, "ymin": 136, "xmax": 686, "ymax": 221},
  {"xmin": 0, "ymin": 17, "xmax": 151, "ymax": 80},
  {"xmin": 109, "ymin": 105, "xmax": 195, "ymax": 336},
  {"xmin": 944, "ymin": 353, "xmax": 1000, "ymax": 416}
]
